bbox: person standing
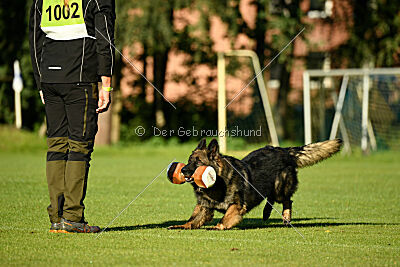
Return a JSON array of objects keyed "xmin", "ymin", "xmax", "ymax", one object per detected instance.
[{"xmin": 29, "ymin": 0, "xmax": 115, "ymax": 233}]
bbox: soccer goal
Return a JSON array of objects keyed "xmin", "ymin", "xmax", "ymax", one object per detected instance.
[
  {"xmin": 303, "ymin": 68, "xmax": 400, "ymax": 153},
  {"xmin": 217, "ymin": 50, "xmax": 279, "ymax": 153}
]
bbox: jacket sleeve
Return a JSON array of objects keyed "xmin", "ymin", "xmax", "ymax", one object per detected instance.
[
  {"xmin": 94, "ymin": 0, "xmax": 116, "ymax": 77},
  {"xmin": 29, "ymin": 0, "xmax": 45, "ymax": 90}
]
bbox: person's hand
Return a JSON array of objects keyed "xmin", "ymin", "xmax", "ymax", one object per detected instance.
[
  {"xmin": 39, "ymin": 90, "xmax": 45, "ymax": 104},
  {"xmin": 96, "ymin": 76, "xmax": 112, "ymax": 113},
  {"xmin": 96, "ymin": 88, "xmax": 111, "ymax": 113}
]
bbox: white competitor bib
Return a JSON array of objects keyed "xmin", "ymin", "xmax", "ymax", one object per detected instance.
[{"xmin": 41, "ymin": 0, "xmax": 93, "ymax": 40}]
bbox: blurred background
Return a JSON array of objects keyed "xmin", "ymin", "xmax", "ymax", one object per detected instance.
[{"xmin": 1, "ymin": 0, "xmax": 399, "ymax": 152}]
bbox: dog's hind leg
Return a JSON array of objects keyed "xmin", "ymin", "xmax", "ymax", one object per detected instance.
[
  {"xmin": 168, "ymin": 205, "xmax": 214, "ymax": 230},
  {"xmin": 280, "ymin": 168, "xmax": 297, "ymax": 225},
  {"xmin": 282, "ymin": 200, "xmax": 293, "ymax": 225},
  {"xmin": 210, "ymin": 204, "xmax": 246, "ymax": 230},
  {"xmin": 263, "ymin": 199, "xmax": 275, "ymax": 221}
]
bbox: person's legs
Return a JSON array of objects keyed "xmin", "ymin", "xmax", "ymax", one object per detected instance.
[
  {"xmin": 42, "ymin": 84, "xmax": 68, "ymax": 224},
  {"xmin": 62, "ymin": 83, "xmax": 98, "ymax": 223}
]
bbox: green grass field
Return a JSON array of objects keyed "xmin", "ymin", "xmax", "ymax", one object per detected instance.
[{"xmin": 0, "ymin": 127, "xmax": 399, "ymax": 266}]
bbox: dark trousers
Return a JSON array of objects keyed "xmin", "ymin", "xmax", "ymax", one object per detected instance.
[{"xmin": 42, "ymin": 83, "xmax": 98, "ymax": 223}]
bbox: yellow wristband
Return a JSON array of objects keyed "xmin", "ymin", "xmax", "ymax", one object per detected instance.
[{"xmin": 102, "ymin": 86, "xmax": 113, "ymax": 92}]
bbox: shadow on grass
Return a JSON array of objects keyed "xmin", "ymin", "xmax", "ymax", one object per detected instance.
[{"xmin": 105, "ymin": 217, "xmax": 398, "ymax": 232}]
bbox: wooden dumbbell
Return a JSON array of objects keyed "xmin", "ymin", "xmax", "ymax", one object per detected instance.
[{"xmin": 167, "ymin": 163, "xmax": 217, "ymax": 188}]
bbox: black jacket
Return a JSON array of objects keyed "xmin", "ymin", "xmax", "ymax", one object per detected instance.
[{"xmin": 29, "ymin": 0, "xmax": 115, "ymax": 88}]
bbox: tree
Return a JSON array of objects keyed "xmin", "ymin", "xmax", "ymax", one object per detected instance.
[
  {"xmin": 0, "ymin": 1, "xmax": 43, "ymax": 129},
  {"xmin": 210, "ymin": 0, "xmax": 306, "ymax": 140},
  {"xmin": 336, "ymin": 0, "xmax": 400, "ymax": 68},
  {"xmin": 116, "ymin": 0, "xmax": 218, "ymax": 136},
  {"xmin": 267, "ymin": 0, "xmax": 305, "ymax": 140}
]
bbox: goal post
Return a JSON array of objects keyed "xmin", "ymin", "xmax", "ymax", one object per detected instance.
[
  {"xmin": 303, "ymin": 67, "xmax": 400, "ymax": 153},
  {"xmin": 217, "ymin": 50, "xmax": 279, "ymax": 153}
]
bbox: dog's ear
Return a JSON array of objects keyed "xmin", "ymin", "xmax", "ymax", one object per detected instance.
[
  {"xmin": 195, "ymin": 138, "xmax": 207, "ymax": 150},
  {"xmin": 207, "ymin": 138, "xmax": 220, "ymax": 159}
]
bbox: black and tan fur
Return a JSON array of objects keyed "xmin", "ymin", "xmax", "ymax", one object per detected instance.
[{"xmin": 168, "ymin": 138, "xmax": 342, "ymax": 230}]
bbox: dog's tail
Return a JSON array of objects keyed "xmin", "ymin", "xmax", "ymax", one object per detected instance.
[{"xmin": 289, "ymin": 139, "xmax": 342, "ymax": 168}]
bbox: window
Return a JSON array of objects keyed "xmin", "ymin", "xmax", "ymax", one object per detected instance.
[
  {"xmin": 307, "ymin": 0, "xmax": 333, "ymax": 18},
  {"xmin": 310, "ymin": 0, "xmax": 325, "ymax": 11},
  {"xmin": 270, "ymin": 0, "xmax": 283, "ymax": 15}
]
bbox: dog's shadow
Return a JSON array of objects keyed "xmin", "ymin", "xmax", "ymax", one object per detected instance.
[{"xmin": 105, "ymin": 217, "xmax": 396, "ymax": 232}]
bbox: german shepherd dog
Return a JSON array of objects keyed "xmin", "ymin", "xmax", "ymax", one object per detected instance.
[{"xmin": 168, "ymin": 138, "xmax": 342, "ymax": 230}]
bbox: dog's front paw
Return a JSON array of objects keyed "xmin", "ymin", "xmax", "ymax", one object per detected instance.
[
  {"xmin": 167, "ymin": 224, "xmax": 192, "ymax": 230},
  {"xmin": 208, "ymin": 224, "xmax": 225, "ymax": 231}
]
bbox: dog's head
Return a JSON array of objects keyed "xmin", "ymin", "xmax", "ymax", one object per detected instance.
[{"xmin": 181, "ymin": 138, "xmax": 222, "ymax": 181}]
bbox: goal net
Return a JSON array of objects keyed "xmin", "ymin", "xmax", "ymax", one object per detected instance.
[{"xmin": 303, "ymin": 68, "xmax": 400, "ymax": 153}]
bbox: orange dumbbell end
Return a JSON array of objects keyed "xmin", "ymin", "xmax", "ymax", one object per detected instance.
[{"xmin": 167, "ymin": 162, "xmax": 186, "ymax": 184}]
